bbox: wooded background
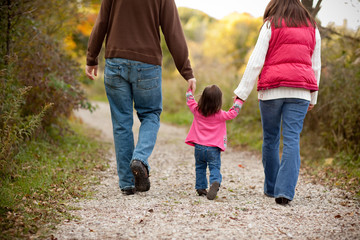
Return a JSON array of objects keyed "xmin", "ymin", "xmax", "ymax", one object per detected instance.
[{"xmin": 0, "ymin": 0, "xmax": 359, "ymax": 187}]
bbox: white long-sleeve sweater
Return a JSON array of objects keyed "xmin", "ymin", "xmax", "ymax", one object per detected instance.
[{"xmin": 234, "ymin": 22, "xmax": 321, "ymax": 105}]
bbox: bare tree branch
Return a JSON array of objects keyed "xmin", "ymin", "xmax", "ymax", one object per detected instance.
[
  {"xmin": 301, "ymin": 0, "xmax": 322, "ymax": 18},
  {"xmin": 312, "ymin": 0, "xmax": 323, "ymax": 17},
  {"xmin": 319, "ymin": 25, "xmax": 360, "ymax": 42},
  {"xmin": 302, "ymin": 0, "xmax": 314, "ymax": 13}
]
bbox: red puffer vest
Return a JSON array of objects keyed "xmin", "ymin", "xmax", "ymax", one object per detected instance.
[{"xmin": 257, "ymin": 21, "xmax": 318, "ymax": 92}]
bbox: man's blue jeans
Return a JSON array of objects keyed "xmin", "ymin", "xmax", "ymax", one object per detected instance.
[
  {"xmin": 194, "ymin": 144, "xmax": 222, "ymax": 190},
  {"xmin": 259, "ymin": 98, "xmax": 309, "ymax": 200},
  {"xmin": 104, "ymin": 58, "xmax": 162, "ymax": 190}
]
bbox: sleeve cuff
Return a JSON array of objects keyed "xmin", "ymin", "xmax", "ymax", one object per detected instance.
[{"xmin": 235, "ymin": 98, "xmax": 244, "ymax": 105}]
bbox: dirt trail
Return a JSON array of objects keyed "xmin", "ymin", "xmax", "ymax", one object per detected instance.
[{"xmin": 55, "ymin": 101, "xmax": 359, "ymax": 239}]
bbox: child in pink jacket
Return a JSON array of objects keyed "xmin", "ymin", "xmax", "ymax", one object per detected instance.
[{"xmin": 185, "ymin": 85, "xmax": 243, "ymax": 200}]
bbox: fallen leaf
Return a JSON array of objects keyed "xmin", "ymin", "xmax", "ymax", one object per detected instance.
[
  {"xmin": 334, "ymin": 214, "xmax": 341, "ymax": 219},
  {"xmin": 238, "ymin": 164, "xmax": 245, "ymax": 168},
  {"xmin": 277, "ymin": 227, "xmax": 287, "ymax": 235}
]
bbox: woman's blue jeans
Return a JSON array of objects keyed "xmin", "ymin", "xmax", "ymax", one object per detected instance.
[
  {"xmin": 259, "ymin": 98, "xmax": 309, "ymax": 200},
  {"xmin": 194, "ymin": 144, "xmax": 222, "ymax": 190},
  {"xmin": 104, "ymin": 58, "xmax": 162, "ymax": 190}
]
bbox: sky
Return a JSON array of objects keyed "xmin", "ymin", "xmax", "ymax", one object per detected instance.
[{"xmin": 174, "ymin": 0, "xmax": 360, "ymax": 30}]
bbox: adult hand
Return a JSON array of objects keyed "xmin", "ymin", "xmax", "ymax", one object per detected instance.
[
  {"xmin": 188, "ymin": 78, "xmax": 196, "ymax": 92},
  {"xmin": 85, "ymin": 65, "xmax": 98, "ymax": 80},
  {"xmin": 308, "ymin": 104, "xmax": 314, "ymax": 111},
  {"xmin": 234, "ymin": 95, "xmax": 245, "ymax": 103}
]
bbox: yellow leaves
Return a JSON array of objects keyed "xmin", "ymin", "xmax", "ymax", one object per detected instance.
[
  {"xmin": 237, "ymin": 48, "xmax": 254, "ymax": 75},
  {"xmin": 202, "ymin": 12, "xmax": 263, "ymax": 69},
  {"xmin": 324, "ymin": 158, "xmax": 334, "ymax": 166},
  {"xmin": 76, "ymin": 3, "xmax": 99, "ymax": 36},
  {"xmin": 79, "ymin": 3, "xmax": 101, "ymax": 15},
  {"xmin": 62, "ymin": 5, "xmax": 98, "ymax": 56},
  {"xmin": 64, "ymin": 35, "xmax": 77, "ymax": 51}
]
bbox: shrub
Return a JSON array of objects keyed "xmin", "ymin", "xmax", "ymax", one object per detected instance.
[
  {"xmin": 0, "ymin": 69, "xmax": 52, "ymax": 174},
  {"xmin": 303, "ymin": 27, "xmax": 360, "ymax": 160},
  {"xmin": 0, "ymin": 0, "xmax": 94, "ymax": 171}
]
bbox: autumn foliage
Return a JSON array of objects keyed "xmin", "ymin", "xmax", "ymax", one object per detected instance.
[
  {"xmin": 0, "ymin": 0, "xmax": 96, "ymax": 169},
  {"xmin": 160, "ymin": 7, "xmax": 360, "ymax": 176}
]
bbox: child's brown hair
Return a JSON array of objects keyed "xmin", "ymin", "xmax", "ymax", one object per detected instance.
[
  {"xmin": 264, "ymin": 0, "xmax": 316, "ymax": 28},
  {"xmin": 197, "ymin": 85, "xmax": 222, "ymax": 117}
]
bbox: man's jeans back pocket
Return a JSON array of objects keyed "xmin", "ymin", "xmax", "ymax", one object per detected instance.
[{"xmin": 137, "ymin": 66, "xmax": 160, "ymax": 90}]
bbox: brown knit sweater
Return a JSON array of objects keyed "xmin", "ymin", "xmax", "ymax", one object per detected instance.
[{"xmin": 87, "ymin": 0, "xmax": 194, "ymax": 80}]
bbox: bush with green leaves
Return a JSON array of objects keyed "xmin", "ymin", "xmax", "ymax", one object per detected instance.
[
  {"xmin": 0, "ymin": 71, "xmax": 52, "ymax": 173},
  {"xmin": 0, "ymin": 0, "xmax": 94, "ymax": 170},
  {"xmin": 1, "ymin": 0, "xmax": 94, "ymax": 124},
  {"xmin": 303, "ymin": 27, "xmax": 360, "ymax": 162}
]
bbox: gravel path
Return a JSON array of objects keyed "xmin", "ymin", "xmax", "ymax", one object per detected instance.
[{"xmin": 55, "ymin": 102, "xmax": 360, "ymax": 240}]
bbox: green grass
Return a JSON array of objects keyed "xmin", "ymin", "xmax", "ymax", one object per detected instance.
[
  {"xmin": 300, "ymin": 130, "xmax": 360, "ymax": 198},
  {"xmin": 0, "ymin": 118, "xmax": 110, "ymax": 239},
  {"xmin": 302, "ymin": 152, "xmax": 360, "ymax": 199},
  {"xmin": 83, "ymin": 70, "xmax": 108, "ymax": 102},
  {"xmin": 227, "ymin": 120, "xmax": 262, "ymax": 152},
  {"xmin": 161, "ymin": 108, "xmax": 193, "ymax": 126}
]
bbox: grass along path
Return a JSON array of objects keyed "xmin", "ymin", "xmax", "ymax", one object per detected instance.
[
  {"xmin": 55, "ymin": 101, "xmax": 360, "ymax": 239},
  {"xmin": 0, "ymin": 119, "xmax": 110, "ymax": 239}
]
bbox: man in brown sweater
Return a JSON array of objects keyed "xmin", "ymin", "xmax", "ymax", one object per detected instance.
[{"xmin": 85, "ymin": 0, "xmax": 196, "ymax": 195}]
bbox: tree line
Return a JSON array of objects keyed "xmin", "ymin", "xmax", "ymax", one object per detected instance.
[
  {"xmin": 0, "ymin": 0, "xmax": 97, "ymax": 173},
  {"xmin": 1, "ymin": 0, "xmax": 359, "ymax": 177},
  {"xmin": 161, "ymin": 1, "xmax": 360, "ymax": 169}
]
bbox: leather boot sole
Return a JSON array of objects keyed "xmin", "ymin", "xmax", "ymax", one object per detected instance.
[
  {"xmin": 131, "ymin": 160, "xmax": 150, "ymax": 192},
  {"xmin": 207, "ymin": 182, "xmax": 220, "ymax": 200}
]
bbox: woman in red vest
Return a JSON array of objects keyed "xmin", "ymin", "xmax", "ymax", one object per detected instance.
[{"xmin": 234, "ymin": 0, "xmax": 321, "ymax": 205}]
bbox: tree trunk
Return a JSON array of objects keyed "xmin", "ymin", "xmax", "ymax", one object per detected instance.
[
  {"xmin": 5, "ymin": 0, "xmax": 11, "ymax": 67},
  {"xmin": 301, "ymin": 0, "xmax": 322, "ymax": 18}
]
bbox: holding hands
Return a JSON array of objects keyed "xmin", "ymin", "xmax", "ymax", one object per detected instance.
[
  {"xmin": 308, "ymin": 104, "xmax": 314, "ymax": 111},
  {"xmin": 188, "ymin": 78, "xmax": 197, "ymax": 93}
]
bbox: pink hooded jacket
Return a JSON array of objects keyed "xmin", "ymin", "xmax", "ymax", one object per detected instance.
[{"xmin": 185, "ymin": 90, "xmax": 243, "ymax": 151}]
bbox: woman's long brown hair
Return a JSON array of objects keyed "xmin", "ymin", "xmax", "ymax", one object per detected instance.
[
  {"xmin": 197, "ymin": 85, "xmax": 222, "ymax": 117},
  {"xmin": 264, "ymin": 0, "xmax": 316, "ymax": 28}
]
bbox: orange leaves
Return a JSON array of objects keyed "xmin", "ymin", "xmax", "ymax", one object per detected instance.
[
  {"xmin": 64, "ymin": 36, "xmax": 77, "ymax": 51},
  {"xmin": 77, "ymin": 13, "xmax": 98, "ymax": 37}
]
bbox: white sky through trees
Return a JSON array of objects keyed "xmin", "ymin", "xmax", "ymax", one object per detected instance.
[{"xmin": 175, "ymin": 0, "xmax": 360, "ymax": 30}]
